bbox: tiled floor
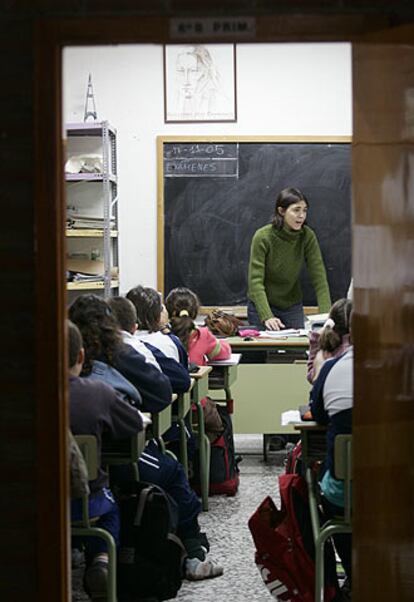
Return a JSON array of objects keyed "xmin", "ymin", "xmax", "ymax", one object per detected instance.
[{"xmin": 72, "ymin": 435, "xmax": 288, "ymax": 602}]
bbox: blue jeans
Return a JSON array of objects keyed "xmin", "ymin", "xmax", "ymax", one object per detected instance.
[
  {"xmin": 247, "ymin": 299, "xmax": 305, "ymax": 329},
  {"xmin": 71, "ymin": 487, "xmax": 120, "ymax": 561}
]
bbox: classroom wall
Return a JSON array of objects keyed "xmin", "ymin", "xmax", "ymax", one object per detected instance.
[{"xmin": 63, "ymin": 43, "xmax": 352, "ymax": 294}]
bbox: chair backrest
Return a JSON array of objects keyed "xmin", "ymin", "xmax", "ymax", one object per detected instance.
[
  {"xmin": 334, "ymin": 434, "xmax": 352, "ymax": 522},
  {"xmin": 74, "ymin": 435, "xmax": 98, "ymax": 481},
  {"xmin": 334, "ymin": 434, "xmax": 352, "ymax": 480}
]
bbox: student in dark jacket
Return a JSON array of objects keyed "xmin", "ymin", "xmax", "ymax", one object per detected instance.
[
  {"xmin": 68, "ymin": 320, "xmax": 144, "ymax": 599},
  {"xmin": 69, "ymin": 294, "xmax": 224, "ymax": 581},
  {"xmin": 69, "ymin": 293, "xmax": 172, "ymax": 414},
  {"xmin": 108, "ymin": 295, "xmax": 191, "ymax": 394}
]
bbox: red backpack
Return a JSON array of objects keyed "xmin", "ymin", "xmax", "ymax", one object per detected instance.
[{"xmin": 248, "ymin": 473, "xmax": 337, "ymax": 602}]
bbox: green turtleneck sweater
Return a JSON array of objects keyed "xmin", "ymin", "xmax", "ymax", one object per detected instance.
[{"xmin": 247, "ymin": 224, "xmax": 331, "ymax": 323}]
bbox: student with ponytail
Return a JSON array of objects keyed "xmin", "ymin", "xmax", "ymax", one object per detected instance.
[
  {"xmin": 307, "ymin": 297, "xmax": 353, "ymax": 384},
  {"xmin": 165, "ymin": 287, "xmax": 231, "ymax": 367}
]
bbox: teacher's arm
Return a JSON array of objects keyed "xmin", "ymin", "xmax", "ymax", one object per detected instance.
[
  {"xmin": 304, "ymin": 227, "xmax": 331, "ymax": 313},
  {"xmin": 247, "ymin": 232, "xmax": 274, "ymax": 325}
]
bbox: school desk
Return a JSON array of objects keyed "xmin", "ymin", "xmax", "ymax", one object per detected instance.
[
  {"xmin": 102, "ymin": 418, "xmax": 150, "ymax": 480},
  {"xmin": 293, "ymin": 421, "xmax": 327, "ymax": 473},
  {"xmin": 208, "ymin": 353, "xmax": 241, "ymax": 413},
  {"xmin": 224, "ymin": 336, "xmax": 311, "ymax": 438},
  {"xmin": 146, "ymin": 396, "xmax": 175, "ymax": 453}
]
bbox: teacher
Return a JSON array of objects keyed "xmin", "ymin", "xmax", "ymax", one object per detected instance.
[{"xmin": 247, "ymin": 187, "xmax": 331, "ymax": 330}]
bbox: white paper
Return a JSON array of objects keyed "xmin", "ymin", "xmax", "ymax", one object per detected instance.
[
  {"xmin": 208, "ymin": 353, "xmax": 242, "ymax": 366},
  {"xmin": 281, "ymin": 410, "xmax": 302, "ymax": 426},
  {"xmin": 259, "ymin": 328, "xmax": 308, "ymax": 338}
]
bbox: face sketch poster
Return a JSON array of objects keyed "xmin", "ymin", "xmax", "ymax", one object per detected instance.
[{"xmin": 164, "ymin": 44, "xmax": 237, "ymax": 123}]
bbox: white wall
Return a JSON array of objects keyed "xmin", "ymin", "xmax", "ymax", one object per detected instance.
[{"xmin": 63, "ymin": 43, "xmax": 352, "ymax": 294}]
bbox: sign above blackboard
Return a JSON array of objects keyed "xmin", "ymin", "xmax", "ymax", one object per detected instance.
[{"xmin": 157, "ymin": 136, "xmax": 352, "ymax": 309}]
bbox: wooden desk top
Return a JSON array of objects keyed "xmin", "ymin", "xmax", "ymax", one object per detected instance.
[
  {"xmin": 226, "ymin": 335, "xmax": 309, "ymax": 349},
  {"xmin": 191, "ymin": 365, "xmax": 212, "ymax": 379}
]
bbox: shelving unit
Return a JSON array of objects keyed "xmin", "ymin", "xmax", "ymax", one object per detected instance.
[{"xmin": 65, "ymin": 121, "xmax": 119, "ymax": 298}]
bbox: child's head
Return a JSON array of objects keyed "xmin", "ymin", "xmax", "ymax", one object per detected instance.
[
  {"xmin": 164, "ymin": 287, "xmax": 200, "ymax": 348},
  {"xmin": 108, "ymin": 296, "xmax": 137, "ymax": 334},
  {"xmin": 319, "ymin": 298, "xmax": 353, "ymax": 353},
  {"xmin": 68, "ymin": 294, "xmax": 122, "ymax": 374},
  {"xmin": 126, "ymin": 286, "xmax": 162, "ymax": 332},
  {"xmin": 68, "ymin": 319, "xmax": 84, "ymax": 372},
  {"xmin": 272, "ymin": 187, "xmax": 309, "ymax": 231},
  {"xmin": 165, "ymin": 286, "xmax": 200, "ymax": 320}
]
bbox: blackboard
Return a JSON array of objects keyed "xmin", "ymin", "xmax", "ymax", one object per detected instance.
[{"xmin": 158, "ymin": 137, "xmax": 352, "ymax": 308}]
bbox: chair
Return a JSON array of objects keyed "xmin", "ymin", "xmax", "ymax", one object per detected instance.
[
  {"xmin": 171, "ymin": 380, "xmax": 194, "ymax": 477},
  {"xmin": 306, "ymin": 434, "xmax": 352, "ymax": 602},
  {"xmin": 72, "ymin": 435, "xmax": 117, "ymax": 602},
  {"xmin": 191, "ymin": 367, "xmax": 212, "ymax": 511}
]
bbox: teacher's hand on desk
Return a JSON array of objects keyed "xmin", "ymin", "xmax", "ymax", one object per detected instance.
[{"xmin": 264, "ymin": 316, "xmax": 285, "ymax": 331}]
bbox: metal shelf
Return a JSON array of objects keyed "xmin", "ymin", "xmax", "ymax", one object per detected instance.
[
  {"xmin": 66, "ymin": 229, "xmax": 118, "ymax": 238},
  {"xmin": 67, "ymin": 280, "xmax": 119, "ymax": 291},
  {"xmin": 66, "ymin": 121, "xmax": 119, "ymax": 298},
  {"xmin": 65, "ymin": 172, "xmax": 117, "ymax": 183}
]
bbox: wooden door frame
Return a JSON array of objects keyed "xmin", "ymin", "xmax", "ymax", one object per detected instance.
[{"xmin": 34, "ymin": 15, "xmax": 414, "ymax": 602}]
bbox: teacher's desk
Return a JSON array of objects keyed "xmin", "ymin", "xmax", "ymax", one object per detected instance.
[{"xmin": 223, "ymin": 335, "xmax": 311, "ymax": 437}]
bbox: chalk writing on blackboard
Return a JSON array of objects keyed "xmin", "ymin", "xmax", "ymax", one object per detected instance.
[{"xmin": 164, "ymin": 143, "xmax": 239, "ymax": 178}]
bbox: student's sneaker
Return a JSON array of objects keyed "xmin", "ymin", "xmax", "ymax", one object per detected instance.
[
  {"xmin": 185, "ymin": 556, "xmax": 224, "ymax": 581},
  {"xmin": 83, "ymin": 560, "xmax": 108, "ymax": 600}
]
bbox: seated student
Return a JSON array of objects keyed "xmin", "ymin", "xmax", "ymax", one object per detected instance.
[
  {"xmin": 69, "ymin": 294, "xmax": 224, "ymax": 581},
  {"xmin": 68, "ymin": 320, "xmax": 144, "ymax": 600},
  {"xmin": 307, "ymin": 298, "xmax": 353, "ymax": 384},
  {"xmin": 165, "ymin": 286, "xmax": 232, "ymax": 366},
  {"xmin": 126, "ymin": 285, "xmax": 188, "ymax": 367},
  {"xmin": 108, "ymin": 295, "xmax": 191, "ymax": 394},
  {"xmin": 309, "ymin": 338, "xmax": 353, "ymax": 597}
]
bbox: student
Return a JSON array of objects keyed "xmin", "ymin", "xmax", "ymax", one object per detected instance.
[
  {"xmin": 307, "ymin": 298, "xmax": 353, "ymax": 384},
  {"xmin": 69, "ymin": 294, "xmax": 224, "ymax": 581},
  {"xmin": 68, "ymin": 320, "xmax": 144, "ymax": 600},
  {"xmin": 69, "ymin": 294, "xmax": 172, "ymax": 413},
  {"xmin": 108, "ymin": 294, "xmax": 191, "ymax": 394},
  {"xmin": 165, "ymin": 286, "xmax": 232, "ymax": 366},
  {"xmin": 247, "ymin": 187, "xmax": 331, "ymax": 330},
  {"xmin": 309, "ymin": 341, "xmax": 353, "ymax": 596},
  {"xmin": 126, "ymin": 285, "xmax": 188, "ymax": 366}
]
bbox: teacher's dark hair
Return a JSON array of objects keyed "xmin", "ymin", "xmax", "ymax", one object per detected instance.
[{"xmin": 272, "ymin": 187, "xmax": 309, "ymax": 230}]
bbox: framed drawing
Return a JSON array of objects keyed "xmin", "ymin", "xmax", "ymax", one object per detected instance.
[{"xmin": 164, "ymin": 44, "xmax": 237, "ymax": 123}]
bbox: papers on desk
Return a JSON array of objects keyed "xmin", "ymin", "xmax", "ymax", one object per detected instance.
[
  {"xmin": 259, "ymin": 328, "xmax": 308, "ymax": 338},
  {"xmin": 208, "ymin": 353, "xmax": 242, "ymax": 366},
  {"xmin": 281, "ymin": 410, "xmax": 303, "ymax": 425}
]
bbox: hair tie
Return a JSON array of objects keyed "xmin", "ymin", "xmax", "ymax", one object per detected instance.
[
  {"xmin": 324, "ymin": 318, "xmax": 335, "ymax": 329},
  {"xmin": 179, "ymin": 309, "xmax": 189, "ymax": 317}
]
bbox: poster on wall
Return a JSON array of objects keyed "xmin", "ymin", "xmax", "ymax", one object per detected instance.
[{"xmin": 164, "ymin": 44, "xmax": 237, "ymax": 123}]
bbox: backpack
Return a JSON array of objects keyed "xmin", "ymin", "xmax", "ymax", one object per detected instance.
[
  {"xmin": 248, "ymin": 473, "xmax": 337, "ymax": 602},
  {"xmin": 204, "ymin": 309, "xmax": 242, "ymax": 337},
  {"xmin": 285, "ymin": 440, "xmax": 303, "ymax": 475},
  {"xmin": 116, "ymin": 480, "xmax": 186, "ymax": 601},
  {"xmin": 192, "ymin": 403, "xmax": 240, "ymax": 496}
]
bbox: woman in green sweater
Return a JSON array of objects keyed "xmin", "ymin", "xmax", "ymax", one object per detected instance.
[{"xmin": 247, "ymin": 187, "xmax": 331, "ymax": 330}]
